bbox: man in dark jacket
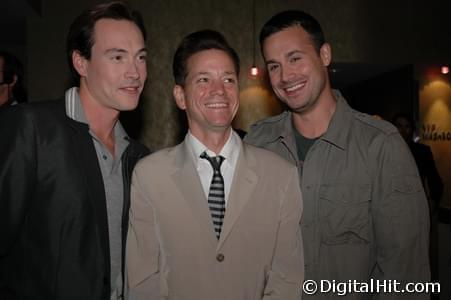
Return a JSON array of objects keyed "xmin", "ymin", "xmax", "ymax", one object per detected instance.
[
  {"xmin": 0, "ymin": 2, "xmax": 149, "ymax": 299},
  {"xmin": 0, "ymin": 50, "xmax": 27, "ymax": 108},
  {"xmin": 393, "ymin": 113, "xmax": 443, "ymax": 211}
]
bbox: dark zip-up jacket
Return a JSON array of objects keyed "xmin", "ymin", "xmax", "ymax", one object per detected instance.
[{"xmin": 0, "ymin": 100, "xmax": 149, "ymax": 299}]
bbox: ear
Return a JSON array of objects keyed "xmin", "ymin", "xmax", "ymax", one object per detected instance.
[
  {"xmin": 173, "ymin": 85, "xmax": 186, "ymax": 110},
  {"xmin": 10, "ymin": 74, "xmax": 17, "ymax": 87},
  {"xmin": 319, "ymin": 43, "xmax": 332, "ymax": 67},
  {"xmin": 72, "ymin": 50, "xmax": 88, "ymax": 77}
]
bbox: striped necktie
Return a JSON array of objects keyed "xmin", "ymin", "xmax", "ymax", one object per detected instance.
[{"xmin": 200, "ymin": 152, "xmax": 226, "ymax": 239}]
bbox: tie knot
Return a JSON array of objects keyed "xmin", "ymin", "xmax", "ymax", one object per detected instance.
[{"xmin": 200, "ymin": 152, "xmax": 225, "ymax": 171}]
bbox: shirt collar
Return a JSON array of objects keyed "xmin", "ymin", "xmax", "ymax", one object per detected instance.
[
  {"xmin": 320, "ymin": 90, "xmax": 353, "ymax": 150},
  {"xmin": 274, "ymin": 89, "xmax": 352, "ymax": 150},
  {"xmin": 64, "ymin": 87, "xmax": 129, "ymax": 154},
  {"xmin": 185, "ymin": 129, "xmax": 241, "ymax": 167},
  {"xmin": 65, "ymin": 87, "xmax": 89, "ymax": 124}
]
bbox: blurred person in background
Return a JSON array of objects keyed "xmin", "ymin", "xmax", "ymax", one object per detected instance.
[{"xmin": 0, "ymin": 50, "xmax": 27, "ymax": 109}]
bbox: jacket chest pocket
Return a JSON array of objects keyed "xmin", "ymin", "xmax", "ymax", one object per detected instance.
[{"xmin": 319, "ymin": 184, "xmax": 371, "ymax": 245}]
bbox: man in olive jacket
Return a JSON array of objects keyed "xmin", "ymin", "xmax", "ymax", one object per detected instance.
[
  {"xmin": 245, "ymin": 10, "xmax": 430, "ymax": 299},
  {"xmin": 0, "ymin": 2, "xmax": 149, "ymax": 299}
]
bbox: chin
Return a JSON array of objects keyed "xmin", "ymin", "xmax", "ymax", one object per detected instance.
[{"xmin": 119, "ymin": 99, "xmax": 140, "ymax": 111}]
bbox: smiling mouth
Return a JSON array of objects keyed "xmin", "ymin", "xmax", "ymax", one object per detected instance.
[
  {"xmin": 205, "ymin": 102, "xmax": 228, "ymax": 108},
  {"xmin": 120, "ymin": 86, "xmax": 140, "ymax": 93},
  {"xmin": 283, "ymin": 82, "xmax": 306, "ymax": 94}
]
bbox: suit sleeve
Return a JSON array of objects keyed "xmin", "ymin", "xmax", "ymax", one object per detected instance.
[
  {"xmin": 263, "ymin": 166, "xmax": 304, "ymax": 300},
  {"xmin": 424, "ymin": 146, "xmax": 443, "ymax": 207},
  {"xmin": 0, "ymin": 106, "xmax": 36, "ymax": 256},
  {"xmin": 372, "ymin": 133, "xmax": 430, "ymax": 300},
  {"xmin": 0, "ymin": 106, "xmax": 37, "ymax": 291},
  {"xmin": 125, "ymin": 165, "xmax": 161, "ymax": 300}
]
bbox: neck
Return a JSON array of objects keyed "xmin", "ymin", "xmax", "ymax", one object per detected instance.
[
  {"xmin": 191, "ymin": 127, "xmax": 232, "ymax": 155},
  {"xmin": 79, "ymin": 85, "xmax": 119, "ymax": 155},
  {"xmin": 292, "ymin": 88, "xmax": 337, "ymax": 139}
]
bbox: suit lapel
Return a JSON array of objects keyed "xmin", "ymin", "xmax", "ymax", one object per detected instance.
[
  {"xmin": 68, "ymin": 119, "xmax": 111, "ymax": 272},
  {"xmin": 218, "ymin": 143, "xmax": 258, "ymax": 249},
  {"xmin": 171, "ymin": 142, "xmax": 218, "ymax": 246}
]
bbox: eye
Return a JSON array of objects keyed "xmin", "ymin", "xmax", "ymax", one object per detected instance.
[
  {"xmin": 112, "ymin": 55, "xmax": 123, "ymax": 62},
  {"xmin": 137, "ymin": 53, "xmax": 147, "ymax": 62},
  {"xmin": 197, "ymin": 77, "xmax": 208, "ymax": 83},
  {"xmin": 224, "ymin": 77, "xmax": 236, "ymax": 84},
  {"xmin": 289, "ymin": 56, "xmax": 301, "ymax": 63},
  {"xmin": 268, "ymin": 64, "xmax": 279, "ymax": 72}
]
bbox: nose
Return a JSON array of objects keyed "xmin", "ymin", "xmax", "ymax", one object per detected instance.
[
  {"xmin": 125, "ymin": 61, "xmax": 140, "ymax": 80},
  {"xmin": 280, "ymin": 65, "xmax": 293, "ymax": 83},
  {"xmin": 210, "ymin": 80, "xmax": 225, "ymax": 96}
]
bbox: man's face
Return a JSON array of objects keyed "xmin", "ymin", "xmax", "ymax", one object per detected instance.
[
  {"xmin": 75, "ymin": 19, "xmax": 147, "ymax": 112},
  {"xmin": 262, "ymin": 25, "xmax": 330, "ymax": 113},
  {"xmin": 0, "ymin": 57, "xmax": 9, "ymax": 106},
  {"xmin": 394, "ymin": 117, "xmax": 413, "ymax": 142},
  {"xmin": 173, "ymin": 49, "xmax": 239, "ymax": 137}
]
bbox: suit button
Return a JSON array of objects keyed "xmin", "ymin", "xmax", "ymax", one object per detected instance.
[{"xmin": 216, "ymin": 253, "xmax": 225, "ymax": 262}]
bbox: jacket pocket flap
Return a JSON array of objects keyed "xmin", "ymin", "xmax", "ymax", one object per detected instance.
[{"xmin": 319, "ymin": 183, "xmax": 371, "ymax": 204}]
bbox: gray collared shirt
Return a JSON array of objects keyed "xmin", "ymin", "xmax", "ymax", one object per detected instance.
[{"xmin": 65, "ymin": 87, "xmax": 129, "ymax": 298}]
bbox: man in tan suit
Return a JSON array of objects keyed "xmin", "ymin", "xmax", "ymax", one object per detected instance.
[{"xmin": 126, "ymin": 30, "xmax": 304, "ymax": 300}]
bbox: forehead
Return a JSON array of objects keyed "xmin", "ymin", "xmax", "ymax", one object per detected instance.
[
  {"xmin": 395, "ymin": 117, "xmax": 411, "ymax": 126},
  {"xmin": 186, "ymin": 49, "xmax": 236, "ymax": 74},
  {"xmin": 92, "ymin": 18, "xmax": 144, "ymax": 50},
  {"xmin": 263, "ymin": 25, "xmax": 315, "ymax": 57}
]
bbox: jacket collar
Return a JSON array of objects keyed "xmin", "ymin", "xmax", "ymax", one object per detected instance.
[
  {"xmin": 272, "ymin": 90, "xmax": 352, "ymax": 150},
  {"xmin": 320, "ymin": 90, "xmax": 353, "ymax": 150}
]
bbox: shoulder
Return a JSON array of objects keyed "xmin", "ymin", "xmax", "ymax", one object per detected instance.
[
  {"xmin": 352, "ymin": 111, "xmax": 398, "ymax": 136},
  {"xmin": 347, "ymin": 111, "xmax": 410, "ymax": 160},
  {"xmin": 248, "ymin": 111, "xmax": 289, "ymax": 132},
  {"xmin": 411, "ymin": 142, "xmax": 432, "ymax": 155},
  {"xmin": 0, "ymin": 99, "xmax": 64, "ymax": 129},
  {"xmin": 243, "ymin": 142, "xmax": 296, "ymax": 170},
  {"xmin": 245, "ymin": 111, "xmax": 290, "ymax": 144},
  {"xmin": 134, "ymin": 145, "xmax": 178, "ymax": 171},
  {"xmin": 127, "ymin": 139, "xmax": 151, "ymax": 157},
  {"xmin": 414, "ymin": 142, "xmax": 431, "ymax": 151},
  {"xmin": 346, "ymin": 110, "xmax": 403, "ymax": 149},
  {"xmin": 18, "ymin": 99, "xmax": 64, "ymax": 115}
]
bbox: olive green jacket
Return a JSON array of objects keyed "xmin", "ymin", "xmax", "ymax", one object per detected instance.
[{"xmin": 245, "ymin": 91, "xmax": 430, "ymax": 299}]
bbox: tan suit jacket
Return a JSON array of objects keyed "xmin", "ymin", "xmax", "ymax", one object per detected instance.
[{"xmin": 126, "ymin": 139, "xmax": 303, "ymax": 300}]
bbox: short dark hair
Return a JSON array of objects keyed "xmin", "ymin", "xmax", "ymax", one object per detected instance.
[
  {"xmin": 172, "ymin": 29, "xmax": 240, "ymax": 86},
  {"xmin": 393, "ymin": 112, "xmax": 415, "ymax": 128},
  {"xmin": 0, "ymin": 50, "xmax": 27, "ymax": 103},
  {"xmin": 66, "ymin": 1, "xmax": 146, "ymax": 85},
  {"xmin": 259, "ymin": 10, "xmax": 325, "ymax": 53}
]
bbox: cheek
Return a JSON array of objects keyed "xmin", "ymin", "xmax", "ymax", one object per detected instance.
[
  {"xmin": 268, "ymin": 73, "xmax": 280, "ymax": 87},
  {"xmin": 226, "ymin": 89, "xmax": 239, "ymax": 104},
  {"xmin": 138, "ymin": 64, "xmax": 147, "ymax": 77},
  {"xmin": 91, "ymin": 65, "xmax": 114, "ymax": 85},
  {"xmin": 195, "ymin": 87, "xmax": 209, "ymax": 100}
]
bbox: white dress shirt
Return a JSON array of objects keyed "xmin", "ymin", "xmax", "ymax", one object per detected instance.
[{"xmin": 186, "ymin": 129, "xmax": 241, "ymax": 205}]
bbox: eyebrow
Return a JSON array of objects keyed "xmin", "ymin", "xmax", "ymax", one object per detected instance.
[
  {"xmin": 266, "ymin": 50, "xmax": 303, "ymax": 65},
  {"xmin": 193, "ymin": 70, "xmax": 235, "ymax": 74},
  {"xmin": 104, "ymin": 47, "xmax": 148, "ymax": 55},
  {"xmin": 286, "ymin": 50, "xmax": 302, "ymax": 57}
]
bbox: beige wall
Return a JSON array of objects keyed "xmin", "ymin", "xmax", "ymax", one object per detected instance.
[
  {"xmin": 23, "ymin": 0, "xmax": 392, "ymax": 149},
  {"xmin": 26, "ymin": 1, "xmax": 451, "ymax": 160},
  {"xmin": 418, "ymin": 67, "xmax": 451, "ymax": 207}
]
